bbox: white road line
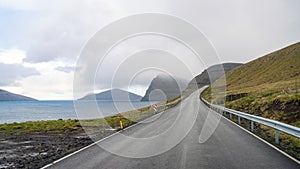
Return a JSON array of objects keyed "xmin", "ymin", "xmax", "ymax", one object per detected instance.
[{"xmin": 41, "ymin": 111, "xmax": 166, "ymax": 169}]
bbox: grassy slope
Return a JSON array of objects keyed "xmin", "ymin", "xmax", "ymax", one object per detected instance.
[
  {"xmin": 225, "ymin": 42, "xmax": 300, "ymax": 94},
  {"xmin": 206, "ymin": 42, "xmax": 300, "ymax": 123},
  {"xmin": 224, "ymin": 42, "xmax": 300, "ymax": 125},
  {"xmin": 202, "ymin": 42, "xmax": 300, "ymax": 159}
]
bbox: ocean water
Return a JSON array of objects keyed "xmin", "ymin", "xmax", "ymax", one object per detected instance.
[{"xmin": 0, "ymin": 101, "xmax": 154, "ymax": 124}]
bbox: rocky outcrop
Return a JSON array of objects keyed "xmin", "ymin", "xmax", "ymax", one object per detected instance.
[{"xmin": 141, "ymin": 74, "xmax": 188, "ymax": 101}]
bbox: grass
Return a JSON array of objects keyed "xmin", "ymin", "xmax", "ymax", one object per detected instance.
[
  {"xmin": 224, "ymin": 90, "xmax": 300, "ymax": 124},
  {"xmin": 0, "ymin": 119, "xmax": 82, "ymax": 133}
]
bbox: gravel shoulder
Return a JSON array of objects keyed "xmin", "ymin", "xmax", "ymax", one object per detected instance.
[{"xmin": 0, "ymin": 128, "xmax": 115, "ymax": 169}]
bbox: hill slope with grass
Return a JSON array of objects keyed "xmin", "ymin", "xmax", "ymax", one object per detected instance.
[
  {"xmin": 205, "ymin": 42, "xmax": 300, "ymax": 123},
  {"xmin": 225, "ymin": 42, "xmax": 300, "ymax": 93},
  {"xmin": 202, "ymin": 42, "xmax": 300, "ymax": 159},
  {"xmin": 226, "ymin": 42, "xmax": 300, "ymax": 123},
  {"xmin": 219, "ymin": 42, "xmax": 300, "ymax": 123}
]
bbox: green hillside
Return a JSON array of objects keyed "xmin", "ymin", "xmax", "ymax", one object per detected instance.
[
  {"xmin": 222, "ymin": 42, "xmax": 300, "ymax": 123},
  {"xmin": 205, "ymin": 42, "xmax": 300, "ymax": 124},
  {"xmin": 202, "ymin": 42, "xmax": 300, "ymax": 160},
  {"xmin": 225, "ymin": 42, "xmax": 300, "ymax": 94}
]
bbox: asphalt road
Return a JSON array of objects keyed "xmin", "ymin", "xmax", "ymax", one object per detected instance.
[{"xmin": 47, "ymin": 89, "xmax": 299, "ymax": 169}]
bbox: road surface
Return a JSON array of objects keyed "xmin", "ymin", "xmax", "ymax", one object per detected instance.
[{"xmin": 47, "ymin": 89, "xmax": 299, "ymax": 169}]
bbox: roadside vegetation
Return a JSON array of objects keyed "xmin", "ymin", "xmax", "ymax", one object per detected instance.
[
  {"xmin": 0, "ymin": 95, "xmax": 182, "ymax": 134},
  {"xmin": 0, "ymin": 119, "xmax": 82, "ymax": 133}
]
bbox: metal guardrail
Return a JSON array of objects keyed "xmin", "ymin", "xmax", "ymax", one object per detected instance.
[{"xmin": 200, "ymin": 97, "xmax": 300, "ymax": 144}]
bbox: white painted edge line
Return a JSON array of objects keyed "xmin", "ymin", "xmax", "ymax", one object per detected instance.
[
  {"xmin": 41, "ymin": 110, "xmax": 166, "ymax": 169},
  {"xmin": 205, "ymin": 102, "xmax": 300, "ymax": 165}
]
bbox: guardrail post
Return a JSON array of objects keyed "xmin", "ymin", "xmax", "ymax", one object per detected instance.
[
  {"xmin": 238, "ymin": 116, "xmax": 241, "ymax": 125},
  {"xmin": 275, "ymin": 129, "xmax": 279, "ymax": 144},
  {"xmin": 223, "ymin": 111, "xmax": 226, "ymax": 116},
  {"xmin": 229, "ymin": 113, "xmax": 232, "ymax": 119},
  {"xmin": 251, "ymin": 121, "xmax": 254, "ymax": 132}
]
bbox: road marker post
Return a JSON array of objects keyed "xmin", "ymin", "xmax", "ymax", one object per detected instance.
[
  {"xmin": 153, "ymin": 104, "xmax": 158, "ymax": 113},
  {"xmin": 119, "ymin": 114, "xmax": 123, "ymax": 130}
]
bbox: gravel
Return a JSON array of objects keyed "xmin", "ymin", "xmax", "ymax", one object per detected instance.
[{"xmin": 0, "ymin": 129, "xmax": 114, "ymax": 169}]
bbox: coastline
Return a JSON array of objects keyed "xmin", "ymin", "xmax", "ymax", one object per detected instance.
[
  {"xmin": 0, "ymin": 100, "xmax": 155, "ymax": 124},
  {"xmin": 0, "ymin": 97, "xmax": 182, "ymax": 169}
]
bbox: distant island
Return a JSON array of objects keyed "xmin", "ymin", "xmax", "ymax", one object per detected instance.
[
  {"xmin": 0, "ymin": 89, "xmax": 37, "ymax": 101},
  {"xmin": 79, "ymin": 88, "xmax": 142, "ymax": 101}
]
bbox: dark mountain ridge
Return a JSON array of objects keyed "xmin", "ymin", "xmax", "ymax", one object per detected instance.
[
  {"xmin": 0, "ymin": 89, "xmax": 37, "ymax": 101},
  {"xmin": 141, "ymin": 74, "xmax": 188, "ymax": 101},
  {"xmin": 187, "ymin": 63, "xmax": 242, "ymax": 88},
  {"xmin": 79, "ymin": 88, "xmax": 142, "ymax": 101}
]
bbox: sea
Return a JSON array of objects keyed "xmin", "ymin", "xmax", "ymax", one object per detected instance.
[{"xmin": 0, "ymin": 101, "xmax": 155, "ymax": 124}]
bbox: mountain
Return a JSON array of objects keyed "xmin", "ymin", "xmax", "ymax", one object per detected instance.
[
  {"xmin": 79, "ymin": 89, "xmax": 142, "ymax": 101},
  {"xmin": 141, "ymin": 74, "xmax": 188, "ymax": 101},
  {"xmin": 224, "ymin": 42, "xmax": 300, "ymax": 91},
  {"xmin": 187, "ymin": 63, "xmax": 242, "ymax": 88},
  {"xmin": 0, "ymin": 89, "xmax": 37, "ymax": 101}
]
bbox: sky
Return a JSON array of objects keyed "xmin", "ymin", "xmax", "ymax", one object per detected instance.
[{"xmin": 0, "ymin": 0, "xmax": 299, "ymax": 100}]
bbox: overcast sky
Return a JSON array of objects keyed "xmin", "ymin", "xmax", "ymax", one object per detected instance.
[{"xmin": 0, "ymin": 0, "xmax": 299, "ymax": 100}]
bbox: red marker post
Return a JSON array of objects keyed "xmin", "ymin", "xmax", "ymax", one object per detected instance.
[{"xmin": 153, "ymin": 104, "xmax": 157, "ymax": 113}]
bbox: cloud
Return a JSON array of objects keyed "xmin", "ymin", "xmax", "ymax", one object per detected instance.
[
  {"xmin": 0, "ymin": 0, "xmax": 57, "ymax": 12},
  {"xmin": 167, "ymin": 0, "xmax": 300, "ymax": 63},
  {"xmin": 0, "ymin": 0, "xmax": 300, "ymax": 100},
  {"xmin": 0, "ymin": 60, "xmax": 76, "ymax": 100},
  {"xmin": 23, "ymin": 0, "xmax": 127, "ymax": 63},
  {"xmin": 0, "ymin": 48, "xmax": 26, "ymax": 64},
  {"xmin": 72, "ymin": 32, "xmax": 208, "ymax": 99},
  {"xmin": 55, "ymin": 66, "xmax": 75, "ymax": 73},
  {"xmin": 0, "ymin": 63, "xmax": 39, "ymax": 86},
  {"xmin": 19, "ymin": 67, "xmax": 74, "ymax": 100},
  {"xmin": 21, "ymin": 0, "xmax": 300, "ymax": 65}
]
